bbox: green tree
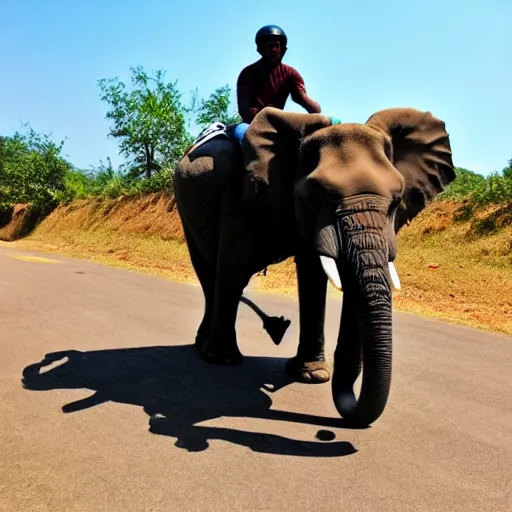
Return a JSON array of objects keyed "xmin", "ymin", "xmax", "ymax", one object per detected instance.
[
  {"xmin": 98, "ymin": 66, "xmax": 192, "ymax": 179},
  {"xmin": 196, "ymin": 85, "xmax": 242, "ymax": 127},
  {"xmin": 502, "ymin": 157, "xmax": 512, "ymax": 180},
  {"xmin": 0, "ymin": 125, "xmax": 71, "ymax": 208}
]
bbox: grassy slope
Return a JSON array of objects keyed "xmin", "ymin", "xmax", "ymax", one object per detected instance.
[
  {"xmin": 11, "ymin": 193, "xmax": 512, "ymax": 335},
  {"xmin": 391, "ymin": 201, "xmax": 512, "ymax": 334}
]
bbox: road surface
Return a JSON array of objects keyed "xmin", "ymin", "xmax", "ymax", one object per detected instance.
[{"xmin": 1, "ymin": 244, "xmax": 511, "ymax": 512}]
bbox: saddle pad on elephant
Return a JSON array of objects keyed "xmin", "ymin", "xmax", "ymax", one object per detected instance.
[{"xmin": 192, "ymin": 122, "xmax": 229, "ymax": 149}]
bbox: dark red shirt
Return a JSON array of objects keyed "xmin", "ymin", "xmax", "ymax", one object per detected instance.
[{"xmin": 236, "ymin": 60, "xmax": 307, "ymax": 123}]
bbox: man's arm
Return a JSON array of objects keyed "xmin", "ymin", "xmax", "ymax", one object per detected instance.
[
  {"xmin": 236, "ymin": 70, "xmax": 257, "ymax": 124},
  {"xmin": 289, "ymin": 68, "xmax": 321, "ymax": 114}
]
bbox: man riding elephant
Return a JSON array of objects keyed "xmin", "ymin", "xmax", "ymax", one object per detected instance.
[
  {"xmin": 190, "ymin": 25, "xmax": 336, "ymax": 154},
  {"xmin": 233, "ymin": 25, "xmax": 323, "ymax": 145}
]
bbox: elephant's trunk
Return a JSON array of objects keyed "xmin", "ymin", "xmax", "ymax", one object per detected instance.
[
  {"xmin": 324, "ymin": 196, "xmax": 394, "ymax": 427},
  {"xmin": 332, "ymin": 263, "xmax": 392, "ymax": 427}
]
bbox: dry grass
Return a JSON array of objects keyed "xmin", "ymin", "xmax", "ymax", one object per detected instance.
[
  {"xmin": 34, "ymin": 193, "xmax": 184, "ymax": 240},
  {"xmin": 12, "ymin": 195, "xmax": 512, "ymax": 336},
  {"xmin": 392, "ymin": 201, "xmax": 512, "ymax": 334}
]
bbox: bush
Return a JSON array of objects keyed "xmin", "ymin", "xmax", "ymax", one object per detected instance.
[
  {"xmin": 0, "ymin": 127, "xmax": 71, "ymax": 208},
  {"xmin": 438, "ymin": 165, "xmax": 512, "ymax": 207},
  {"xmin": 130, "ymin": 167, "xmax": 174, "ymax": 195},
  {"xmin": 54, "ymin": 169, "xmax": 97, "ymax": 203},
  {"xmin": 54, "ymin": 164, "xmax": 174, "ymax": 203},
  {"xmin": 438, "ymin": 168, "xmax": 487, "ymax": 201},
  {"xmin": 469, "ymin": 172, "xmax": 512, "ymax": 206}
]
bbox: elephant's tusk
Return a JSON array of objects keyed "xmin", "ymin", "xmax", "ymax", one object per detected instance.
[
  {"xmin": 388, "ymin": 261, "xmax": 401, "ymax": 289},
  {"xmin": 320, "ymin": 256, "xmax": 342, "ymax": 291}
]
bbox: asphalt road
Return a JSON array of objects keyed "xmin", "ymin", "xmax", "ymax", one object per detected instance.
[{"xmin": 1, "ymin": 244, "xmax": 511, "ymax": 512}]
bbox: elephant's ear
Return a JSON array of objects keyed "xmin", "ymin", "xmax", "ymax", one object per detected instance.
[
  {"xmin": 366, "ymin": 107, "xmax": 455, "ymax": 232},
  {"xmin": 242, "ymin": 107, "xmax": 334, "ymax": 220}
]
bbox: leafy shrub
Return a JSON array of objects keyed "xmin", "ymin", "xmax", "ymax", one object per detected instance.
[
  {"xmin": 469, "ymin": 172, "xmax": 512, "ymax": 206},
  {"xmin": 54, "ymin": 169, "xmax": 97, "ymax": 203},
  {"xmin": 131, "ymin": 167, "xmax": 174, "ymax": 194},
  {"xmin": 55, "ymin": 163, "xmax": 174, "ymax": 203},
  {"xmin": 438, "ymin": 168, "xmax": 487, "ymax": 200},
  {"xmin": 438, "ymin": 165, "xmax": 512, "ymax": 207},
  {"xmin": 0, "ymin": 126, "xmax": 71, "ymax": 208}
]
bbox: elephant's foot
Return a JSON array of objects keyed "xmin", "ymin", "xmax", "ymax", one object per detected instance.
[
  {"xmin": 197, "ymin": 339, "xmax": 243, "ymax": 366},
  {"xmin": 285, "ymin": 356, "xmax": 331, "ymax": 384}
]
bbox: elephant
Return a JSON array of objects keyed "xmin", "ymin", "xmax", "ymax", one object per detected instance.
[{"xmin": 173, "ymin": 106, "xmax": 455, "ymax": 426}]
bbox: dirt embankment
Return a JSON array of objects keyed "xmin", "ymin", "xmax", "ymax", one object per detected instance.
[
  {"xmin": 0, "ymin": 203, "xmax": 50, "ymax": 242},
  {"xmin": 30, "ymin": 193, "xmax": 184, "ymax": 240},
  {"xmin": 6, "ymin": 193, "xmax": 512, "ymax": 335}
]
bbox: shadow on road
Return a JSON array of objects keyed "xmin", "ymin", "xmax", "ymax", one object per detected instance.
[{"xmin": 21, "ymin": 345, "xmax": 357, "ymax": 458}]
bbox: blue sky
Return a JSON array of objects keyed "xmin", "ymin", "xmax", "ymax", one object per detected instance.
[{"xmin": 1, "ymin": 0, "xmax": 510, "ymax": 175}]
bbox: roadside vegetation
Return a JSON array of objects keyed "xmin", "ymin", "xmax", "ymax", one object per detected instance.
[
  {"xmin": 1, "ymin": 66, "xmax": 241, "ymax": 209},
  {"xmin": 1, "ymin": 64, "xmax": 511, "ymax": 212},
  {"xmin": 1, "ymin": 65, "xmax": 511, "ymax": 335}
]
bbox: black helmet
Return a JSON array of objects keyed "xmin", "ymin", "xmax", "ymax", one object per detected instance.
[{"xmin": 255, "ymin": 25, "xmax": 287, "ymax": 55}]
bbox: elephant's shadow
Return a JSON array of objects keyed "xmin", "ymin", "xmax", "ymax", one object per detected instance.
[{"xmin": 21, "ymin": 345, "xmax": 357, "ymax": 458}]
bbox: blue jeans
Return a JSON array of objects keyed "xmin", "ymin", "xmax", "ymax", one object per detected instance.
[{"xmin": 233, "ymin": 122, "xmax": 249, "ymax": 145}]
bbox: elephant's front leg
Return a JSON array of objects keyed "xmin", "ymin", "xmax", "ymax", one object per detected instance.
[{"xmin": 285, "ymin": 251, "xmax": 331, "ymax": 384}]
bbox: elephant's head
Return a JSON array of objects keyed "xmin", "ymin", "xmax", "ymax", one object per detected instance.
[
  {"xmin": 242, "ymin": 106, "xmax": 454, "ymax": 426},
  {"xmin": 293, "ymin": 108, "xmax": 454, "ymax": 426}
]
